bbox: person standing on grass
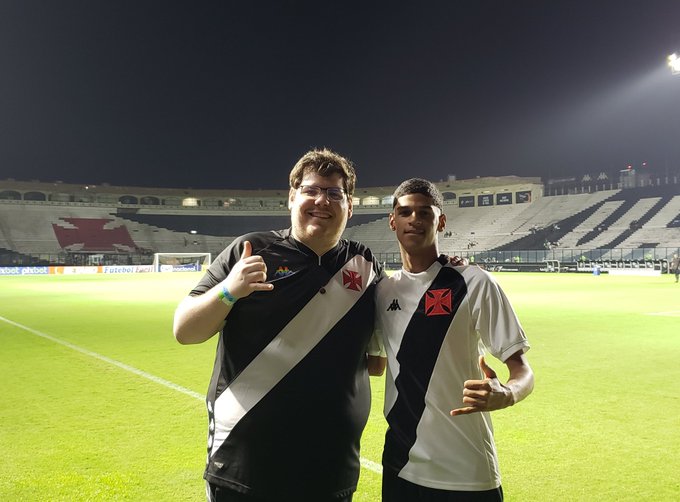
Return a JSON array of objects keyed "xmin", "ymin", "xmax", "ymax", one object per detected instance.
[
  {"xmin": 670, "ymin": 253, "xmax": 680, "ymax": 283},
  {"xmin": 370, "ymin": 178, "xmax": 534, "ymax": 502},
  {"xmin": 173, "ymin": 148, "xmax": 385, "ymax": 502}
]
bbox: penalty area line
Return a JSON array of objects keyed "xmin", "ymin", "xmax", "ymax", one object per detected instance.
[{"xmin": 0, "ymin": 315, "xmax": 383, "ymax": 475}]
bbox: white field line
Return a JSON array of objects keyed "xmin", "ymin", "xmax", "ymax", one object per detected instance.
[
  {"xmin": 360, "ymin": 457, "xmax": 383, "ymax": 474},
  {"xmin": 645, "ymin": 310, "xmax": 680, "ymax": 317},
  {"xmin": 0, "ymin": 315, "xmax": 383, "ymax": 475},
  {"xmin": 0, "ymin": 315, "xmax": 204, "ymax": 401}
]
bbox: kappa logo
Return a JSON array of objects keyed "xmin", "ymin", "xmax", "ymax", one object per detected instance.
[
  {"xmin": 342, "ymin": 269, "xmax": 363, "ymax": 291},
  {"xmin": 274, "ymin": 266, "xmax": 293, "ymax": 278},
  {"xmin": 386, "ymin": 299, "xmax": 401, "ymax": 311},
  {"xmin": 425, "ymin": 288, "xmax": 452, "ymax": 316}
]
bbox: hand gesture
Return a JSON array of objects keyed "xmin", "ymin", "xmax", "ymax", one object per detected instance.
[
  {"xmin": 449, "ymin": 255, "xmax": 469, "ymax": 266},
  {"xmin": 450, "ymin": 356, "xmax": 513, "ymax": 416},
  {"xmin": 223, "ymin": 241, "xmax": 274, "ymax": 300}
]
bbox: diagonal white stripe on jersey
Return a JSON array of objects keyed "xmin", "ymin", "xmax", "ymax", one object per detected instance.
[{"xmin": 211, "ymin": 255, "xmax": 376, "ymax": 457}]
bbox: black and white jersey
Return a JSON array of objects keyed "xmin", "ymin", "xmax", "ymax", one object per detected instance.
[
  {"xmin": 375, "ymin": 257, "xmax": 529, "ymax": 491},
  {"xmin": 190, "ymin": 229, "xmax": 383, "ymax": 500}
]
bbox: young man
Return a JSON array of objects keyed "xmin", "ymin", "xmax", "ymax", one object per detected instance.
[
  {"xmin": 372, "ymin": 178, "xmax": 534, "ymax": 501},
  {"xmin": 173, "ymin": 149, "xmax": 384, "ymax": 502}
]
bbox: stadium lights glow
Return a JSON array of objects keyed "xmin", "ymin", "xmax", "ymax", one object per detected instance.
[{"xmin": 669, "ymin": 53, "xmax": 680, "ymax": 75}]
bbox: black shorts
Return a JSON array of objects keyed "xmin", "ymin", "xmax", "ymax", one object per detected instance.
[
  {"xmin": 382, "ymin": 469, "xmax": 503, "ymax": 502},
  {"xmin": 206, "ymin": 481, "xmax": 353, "ymax": 502}
]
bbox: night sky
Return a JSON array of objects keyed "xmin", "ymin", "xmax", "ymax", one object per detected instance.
[{"xmin": 1, "ymin": 1, "xmax": 679, "ymax": 190}]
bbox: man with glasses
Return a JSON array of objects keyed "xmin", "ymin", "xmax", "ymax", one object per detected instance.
[{"xmin": 173, "ymin": 148, "xmax": 385, "ymax": 502}]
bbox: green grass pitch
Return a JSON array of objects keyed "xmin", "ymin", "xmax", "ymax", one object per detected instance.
[{"xmin": 1, "ymin": 271, "xmax": 679, "ymax": 501}]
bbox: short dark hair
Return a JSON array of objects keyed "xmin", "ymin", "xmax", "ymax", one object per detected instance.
[
  {"xmin": 289, "ymin": 148, "xmax": 356, "ymax": 197},
  {"xmin": 392, "ymin": 178, "xmax": 443, "ymax": 210}
]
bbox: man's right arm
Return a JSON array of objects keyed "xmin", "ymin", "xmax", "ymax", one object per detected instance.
[
  {"xmin": 173, "ymin": 240, "xmax": 274, "ymax": 344},
  {"xmin": 173, "ymin": 288, "xmax": 233, "ymax": 344}
]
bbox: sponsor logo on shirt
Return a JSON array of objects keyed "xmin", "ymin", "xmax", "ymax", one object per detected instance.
[
  {"xmin": 342, "ymin": 269, "xmax": 363, "ymax": 291},
  {"xmin": 275, "ymin": 266, "xmax": 293, "ymax": 278},
  {"xmin": 387, "ymin": 299, "xmax": 401, "ymax": 311},
  {"xmin": 425, "ymin": 288, "xmax": 452, "ymax": 316}
]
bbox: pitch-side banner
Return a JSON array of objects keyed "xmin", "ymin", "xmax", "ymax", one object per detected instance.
[
  {"xmin": 0, "ymin": 265, "xmax": 154, "ymax": 275},
  {"xmin": 159, "ymin": 263, "xmax": 201, "ymax": 272},
  {"xmin": 0, "ymin": 266, "xmax": 50, "ymax": 275}
]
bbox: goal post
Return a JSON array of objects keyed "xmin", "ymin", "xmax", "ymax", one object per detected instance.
[
  {"xmin": 152, "ymin": 252, "xmax": 211, "ymax": 273},
  {"xmin": 543, "ymin": 259, "xmax": 560, "ymax": 273}
]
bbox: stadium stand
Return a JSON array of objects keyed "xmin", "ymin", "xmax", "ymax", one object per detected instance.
[
  {"xmin": 341, "ymin": 215, "xmax": 392, "ymax": 255},
  {"xmin": 576, "ymin": 199, "xmax": 651, "ymax": 247},
  {"xmin": 117, "ymin": 212, "xmax": 386, "ymax": 236},
  {"xmin": 615, "ymin": 194, "xmax": 680, "ymax": 251},
  {"xmin": 573, "ymin": 186, "xmax": 680, "ymax": 250},
  {"xmin": 490, "ymin": 195, "xmax": 614, "ymax": 252},
  {"xmin": 1, "ymin": 173, "xmax": 678, "ymax": 268},
  {"xmin": 600, "ymin": 197, "xmax": 668, "ymax": 250},
  {"xmin": 509, "ymin": 190, "xmax": 617, "ymax": 235}
]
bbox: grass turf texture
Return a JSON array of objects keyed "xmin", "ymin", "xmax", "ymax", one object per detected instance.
[{"xmin": 0, "ymin": 272, "xmax": 678, "ymax": 501}]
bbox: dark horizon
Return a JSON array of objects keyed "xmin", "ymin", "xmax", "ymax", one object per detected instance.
[{"xmin": 1, "ymin": 1, "xmax": 680, "ymax": 190}]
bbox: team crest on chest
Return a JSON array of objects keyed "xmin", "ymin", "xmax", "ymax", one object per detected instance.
[
  {"xmin": 425, "ymin": 288, "xmax": 452, "ymax": 316},
  {"xmin": 342, "ymin": 269, "xmax": 363, "ymax": 291}
]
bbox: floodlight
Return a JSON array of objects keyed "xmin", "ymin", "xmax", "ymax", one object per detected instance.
[{"xmin": 669, "ymin": 53, "xmax": 680, "ymax": 75}]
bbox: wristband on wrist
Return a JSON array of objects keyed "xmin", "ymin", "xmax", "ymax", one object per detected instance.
[{"xmin": 217, "ymin": 284, "xmax": 238, "ymax": 306}]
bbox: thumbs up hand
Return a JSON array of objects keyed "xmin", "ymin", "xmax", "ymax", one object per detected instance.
[
  {"xmin": 450, "ymin": 355, "xmax": 514, "ymax": 416},
  {"xmin": 222, "ymin": 241, "xmax": 274, "ymax": 301}
]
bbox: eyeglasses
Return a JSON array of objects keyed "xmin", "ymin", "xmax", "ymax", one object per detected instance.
[{"xmin": 298, "ymin": 184, "xmax": 347, "ymax": 202}]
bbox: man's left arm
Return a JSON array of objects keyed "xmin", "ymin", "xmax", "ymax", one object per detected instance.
[{"xmin": 450, "ymin": 350, "xmax": 534, "ymax": 416}]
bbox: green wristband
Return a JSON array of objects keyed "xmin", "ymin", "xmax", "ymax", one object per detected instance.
[{"xmin": 218, "ymin": 284, "xmax": 237, "ymax": 306}]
